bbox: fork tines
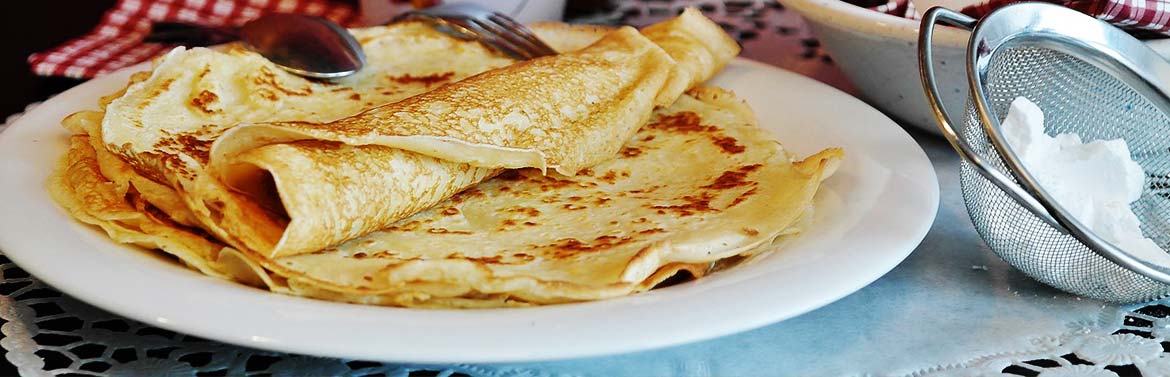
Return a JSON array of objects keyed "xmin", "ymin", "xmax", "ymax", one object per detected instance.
[{"xmin": 397, "ymin": 4, "xmax": 558, "ymax": 60}]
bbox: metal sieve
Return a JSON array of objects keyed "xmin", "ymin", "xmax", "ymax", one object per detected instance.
[{"xmin": 919, "ymin": 2, "xmax": 1170, "ymax": 303}]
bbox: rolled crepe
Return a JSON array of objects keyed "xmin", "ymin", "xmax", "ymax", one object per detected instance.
[{"xmin": 208, "ymin": 9, "xmax": 738, "ymax": 258}]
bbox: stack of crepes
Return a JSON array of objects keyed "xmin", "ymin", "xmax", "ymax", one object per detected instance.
[{"xmin": 50, "ymin": 9, "xmax": 843, "ymax": 308}]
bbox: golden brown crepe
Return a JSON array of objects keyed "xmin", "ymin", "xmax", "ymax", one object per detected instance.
[
  {"xmin": 49, "ymin": 10, "xmax": 843, "ymax": 308},
  {"xmin": 53, "ymin": 85, "xmax": 841, "ymax": 307}
]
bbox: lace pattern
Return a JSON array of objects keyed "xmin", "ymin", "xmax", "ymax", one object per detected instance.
[
  {"xmin": 4, "ymin": 240, "xmax": 1170, "ymax": 377},
  {"xmin": 0, "ymin": 255, "xmax": 564, "ymax": 377},
  {"xmin": 913, "ymin": 304, "xmax": 1170, "ymax": 376}
]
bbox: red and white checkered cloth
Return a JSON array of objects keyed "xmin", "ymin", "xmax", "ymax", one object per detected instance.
[
  {"xmin": 962, "ymin": 0, "xmax": 1170, "ymax": 34},
  {"xmin": 28, "ymin": 0, "xmax": 361, "ymax": 79},
  {"xmin": 855, "ymin": 0, "xmax": 1170, "ymax": 35},
  {"xmin": 863, "ymin": 0, "xmax": 920, "ymax": 19}
]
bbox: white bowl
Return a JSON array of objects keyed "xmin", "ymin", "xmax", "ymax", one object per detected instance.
[{"xmin": 779, "ymin": 0, "xmax": 1170, "ymax": 136}]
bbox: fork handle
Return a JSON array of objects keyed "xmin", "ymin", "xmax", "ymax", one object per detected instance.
[{"xmin": 145, "ymin": 22, "xmax": 241, "ymax": 46}]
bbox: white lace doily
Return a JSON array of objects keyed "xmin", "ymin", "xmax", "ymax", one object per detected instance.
[
  {"xmin": 914, "ymin": 304, "xmax": 1170, "ymax": 377},
  {"xmin": 0, "ymin": 245, "xmax": 1167, "ymax": 377}
]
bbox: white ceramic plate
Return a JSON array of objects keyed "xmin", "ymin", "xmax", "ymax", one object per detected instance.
[{"xmin": 0, "ymin": 58, "xmax": 938, "ymax": 363}]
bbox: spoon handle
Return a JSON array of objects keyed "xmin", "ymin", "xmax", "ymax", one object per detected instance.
[{"xmin": 144, "ymin": 22, "xmax": 241, "ymax": 46}]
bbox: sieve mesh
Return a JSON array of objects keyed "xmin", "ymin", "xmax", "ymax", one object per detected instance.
[{"xmin": 960, "ymin": 45, "xmax": 1170, "ymax": 303}]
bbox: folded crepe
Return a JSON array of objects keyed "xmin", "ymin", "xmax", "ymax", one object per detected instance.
[
  {"xmin": 50, "ymin": 10, "xmax": 844, "ymax": 308},
  {"xmin": 101, "ymin": 8, "xmax": 739, "ymax": 258},
  {"xmin": 54, "ymin": 85, "xmax": 842, "ymax": 307}
]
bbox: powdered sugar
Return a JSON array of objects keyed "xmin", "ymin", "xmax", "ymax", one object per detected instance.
[{"xmin": 1001, "ymin": 97, "xmax": 1170, "ymax": 267}]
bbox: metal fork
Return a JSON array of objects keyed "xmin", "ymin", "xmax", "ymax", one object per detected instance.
[{"xmin": 394, "ymin": 3, "xmax": 558, "ymax": 60}]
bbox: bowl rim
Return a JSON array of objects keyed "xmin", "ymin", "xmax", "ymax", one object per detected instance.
[{"xmin": 778, "ymin": 0, "xmax": 971, "ymax": 46}]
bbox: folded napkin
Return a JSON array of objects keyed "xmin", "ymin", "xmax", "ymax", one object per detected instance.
[
  {"xmin": 852, "ymin": 0, "xmax": 1170, "ymax": 37},
  {"xmin": 27, "ymin": 0, "xmax": 359, "ymax": 79}
]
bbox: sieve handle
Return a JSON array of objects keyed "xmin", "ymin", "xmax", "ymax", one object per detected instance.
[{"xmin": 917, "ymin": 7, "xmax": 1067, "ymax": 231}]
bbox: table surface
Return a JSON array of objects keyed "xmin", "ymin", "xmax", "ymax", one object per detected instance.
[{"xmin": 4, "ymin": 1, "xmax": 1170, "ymax": 376}]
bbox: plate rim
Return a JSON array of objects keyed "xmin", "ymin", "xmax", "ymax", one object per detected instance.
[{"xmin": 0, "ymin": 57, "xmax": 939, "ymax": 363}]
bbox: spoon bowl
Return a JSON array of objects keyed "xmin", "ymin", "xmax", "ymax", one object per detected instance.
[{"xmin": 240, "ymin": 14, "xmax": 366, "ymax": 79}]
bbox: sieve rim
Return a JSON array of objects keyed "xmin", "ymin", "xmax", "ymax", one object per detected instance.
[{"xmin": 967, "ymin": 2, "xmax": 1170, "ymax": 285}]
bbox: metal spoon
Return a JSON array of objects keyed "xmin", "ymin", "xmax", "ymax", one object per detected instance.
[
  {"xmin": 240, "ymin": 14, "xmax": 365, "ymax": 79},
  {"xmin": 146, "ymin": 14, "xmax": 366, "ymax": 79}
]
